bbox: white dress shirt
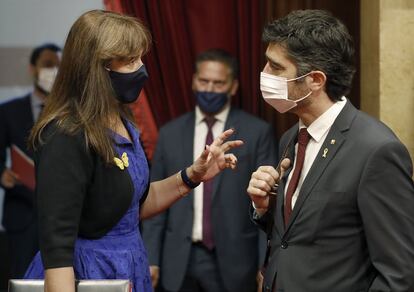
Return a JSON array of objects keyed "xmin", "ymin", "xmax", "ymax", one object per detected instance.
[
  {"xmin": 285, "ymin": 97, "xmax": 347, "ymax": 208},
  {"xmin": 192, "ymin": 104, "xmax": 230, "ymax": 241}
]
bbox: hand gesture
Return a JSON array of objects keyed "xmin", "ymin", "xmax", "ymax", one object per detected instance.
[{"xmin": 188, "ymin": 128, "xmax": 243, "ymax": 183}]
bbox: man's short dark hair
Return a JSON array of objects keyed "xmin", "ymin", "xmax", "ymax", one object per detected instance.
[
  {"xmin": 195, "ymin": 49, "xmax": 239, "ymax": 79},
  {"xmin": 263, "ymin": 10, "xmax": 355, "ymax": 101},
  {"xmin": 30, "ymin": 43, "xmax": 61, "ymax": 66}
]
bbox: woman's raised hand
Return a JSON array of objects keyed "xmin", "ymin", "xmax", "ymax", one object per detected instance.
[{"xmin": 186, "ymin": 128, "xmax": 243, "ymax": 183}]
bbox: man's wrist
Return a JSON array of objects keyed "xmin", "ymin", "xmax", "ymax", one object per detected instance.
[{"xmin": 252, "ymin": 202, "xmax": 268, "ymax": 216}]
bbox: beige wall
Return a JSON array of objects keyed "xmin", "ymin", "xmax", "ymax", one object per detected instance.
[{"xmin": 361, "ymin": 0, "xmax": 414, "ymax": 164}]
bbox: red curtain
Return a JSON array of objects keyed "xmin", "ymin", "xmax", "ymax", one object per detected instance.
[
  {"xmin": 105, "ymin": 1, "xmax": 159, "ymax": 161},
  {"xmin": 104, "ymin": 0, "xmax": 360, "ymax": 140},
  {"xmin": 105, "ymin": 0, "xmax": 267, "ymax": 127},
  {"xmin": 130, "ymin": 91, "xmax": 158, "ymax": 161}
]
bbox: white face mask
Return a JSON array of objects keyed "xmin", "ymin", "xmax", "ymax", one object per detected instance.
[
  {"xmin": 260, "ymin": 71, "xmax": 312, "ymax": 113},
  {"xmin": 37, "ymin": 67, "xmax": 58, "ymax": 93}
]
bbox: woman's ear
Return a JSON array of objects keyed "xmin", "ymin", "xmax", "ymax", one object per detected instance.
[{"xmin": 307, "ymin": 70, "xmax": 326, "ymax": 91}]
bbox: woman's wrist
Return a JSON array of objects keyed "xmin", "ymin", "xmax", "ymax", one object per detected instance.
[
  {"xmin": 175, "ymin": 172, "xmax": 188, "ymax": 197},
  {"xmin": 181, "ymin": 167, "xmax": 200, "ymax": 189}
]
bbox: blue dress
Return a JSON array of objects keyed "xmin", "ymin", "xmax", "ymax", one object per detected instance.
[{"xmin": 24, "ymin": 121, "xmax": 152, "ymax": 292}]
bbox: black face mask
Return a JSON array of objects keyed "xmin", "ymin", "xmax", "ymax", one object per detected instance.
[
  {"xmin": 109, "ymin": 65, "xmax": 148, "ymax": 104},
  {"xmin": 195, "ymin": 91, "xmax": 229, "ymax": 114}
]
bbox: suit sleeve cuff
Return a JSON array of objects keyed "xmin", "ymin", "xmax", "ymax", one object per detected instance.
[{"xmin": 252, "ymin": 202, "xmax": 268, "ymax": 218}]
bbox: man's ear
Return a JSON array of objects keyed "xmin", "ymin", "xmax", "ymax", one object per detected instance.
[
  {"xmin": 230, "ymin": 79, "xmax": 239, "ymax": 96},
  {"xmin": 191, "ymin": 73, "xmax": 198, "ymax": 91},
  {"xmin": 307, "ymin": 71, "xmax": 326, "ymax": 91}
]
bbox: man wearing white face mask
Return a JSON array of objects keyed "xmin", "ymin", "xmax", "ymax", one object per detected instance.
[
  {"xmin": 260, "ymin": 72, "xmax": 312, "ymax": 113},
  {"xmin": 247, "ymin": 10, "xmax": 414, "ymax": 292},
  {"xmin": 0, "ymin": 43, "xmax": 60, "ymax": 278}
]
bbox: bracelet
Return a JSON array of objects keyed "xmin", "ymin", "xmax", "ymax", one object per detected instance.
[
  {"xmin": 175, "ymin": 172, "xmax": 186, "ymax": 197},
  {"xmin": 180, "ymin": 168, "xmax": 200, "ymax": 189}
]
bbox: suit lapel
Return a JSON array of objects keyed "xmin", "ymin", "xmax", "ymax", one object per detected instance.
[
  {"xmin": 284, "ymin": 126, "xmax": 345, "ymax": 231},
  {"xmin": 284, "ymin": 101, "xmax": 358, "ymax": 233},
  {"xmin": 212, "ymin": 108, "xmax": 239, "ymax": 200},
  {"xmin": 23, "ymin": 94, "xmax": 35, "ymax": 126},
  {"xmin": 22, "ymin": 95, "xmax": 35, "ymax": 157},
  {"xmin": 276, "ymin": 173, "xmax": 288, "ymax": 235},
  {"xmin": 275, "ymin": 129, "xmax": 297, "ymax": 235}
]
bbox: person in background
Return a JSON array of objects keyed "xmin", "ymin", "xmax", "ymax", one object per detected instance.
[
  {"xmin": 142, "ymin": 49, "xmax": 277, "ymax": 292},
  {"xmin": 247, "ymin": 9, "xmax": 414, "ymax": 292},
  {"xmin": 23, "ymin": 10, "xmax": 242, "ymax": 292},
  {"xmin": 0, "ymin": 43, "xmax": 60, "ymax": 278}
]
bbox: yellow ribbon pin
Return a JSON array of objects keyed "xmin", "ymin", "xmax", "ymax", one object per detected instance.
[{"xmin": 322, "ymin": 148, "xmax": 329, "ymax": 158}]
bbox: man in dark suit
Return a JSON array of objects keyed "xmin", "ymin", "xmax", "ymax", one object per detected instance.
[
  {"xmin": 0, "ymin": 43, "xmax": 60, "ymax": 278},
  {"xmin": 247, "ymin": 10, "xmax": 414, "ymax": 292},
  {"xmin": 142, "ymin": 49, "xmax": 277, "ymax": 292}
]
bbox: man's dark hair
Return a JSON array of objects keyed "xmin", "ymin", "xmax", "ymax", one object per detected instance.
[
  {"xmin": 263, "ymin": 10, "xmax": 355, "ymax": 101},
  {"xmin": 30, "ymin": 43, "xmax": 61, "ymax": 66},
  {"xmin": 195, "ymin": 49, "xmax": 239, "ymax": 79}
]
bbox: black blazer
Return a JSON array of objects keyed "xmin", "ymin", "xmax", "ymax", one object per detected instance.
[
  {"xmin": 257, "ymin": 101, "xmax": 414, "ymax": 292},
  {"xmin": 35, "ymin": 123, "xmax": 148, "ymax": 269},
  {"xmin": 0, "ymin": 94, "xmax": 35, "ymax": 232},
  {"xmin": 142, "ymin": 108, "xmax": 278, "ymax": 292}
]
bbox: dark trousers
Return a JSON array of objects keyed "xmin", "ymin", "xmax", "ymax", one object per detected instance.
[
  {"xmin": 165, "ymin": 243, "xmax": 226, "ymax": 292},
  {"xmin": 7, "ymin": 221, "xmax": 38, "ymax": 278}
]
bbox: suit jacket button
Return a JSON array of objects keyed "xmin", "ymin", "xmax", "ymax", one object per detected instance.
[
  {"xmin": 265, "ymin": 285, "xmax": 271, "ymax": 292},
  {"xmin": 281, "ymin": 240, "xmax": 288, "ymax": 249}
]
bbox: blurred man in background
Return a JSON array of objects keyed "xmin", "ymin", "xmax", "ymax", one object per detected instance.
[{"xmin": 0, "ymin": 43, "xmax": 60, "ymax": 278}]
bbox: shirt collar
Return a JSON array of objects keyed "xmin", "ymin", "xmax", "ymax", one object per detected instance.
[
  {"xmin": 195, "ymin": 103, "xmax": 231, "ymax": 125},
  {"xmin": 299, "ymin": 97, "xmax": 347, "ymax": 142}
]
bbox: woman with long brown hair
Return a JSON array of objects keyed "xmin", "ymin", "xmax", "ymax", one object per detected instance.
[{"xmin": 23, "ymin": 10, "xmax": 242, "ymax": 292}]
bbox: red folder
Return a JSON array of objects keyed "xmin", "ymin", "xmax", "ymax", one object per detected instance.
[{"xmin": 10, "ymin": 144, "xmax": 35, "ymax": 191}]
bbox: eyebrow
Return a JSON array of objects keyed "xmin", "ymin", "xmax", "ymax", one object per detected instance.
[{"xmin": 197, "ymin": 77, "xmax": 226, "ymax": 83}]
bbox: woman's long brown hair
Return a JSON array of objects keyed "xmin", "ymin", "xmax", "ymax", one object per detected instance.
[{"xmin": 29, "ymin": 10, "xmax": 151, "ymax": 163}]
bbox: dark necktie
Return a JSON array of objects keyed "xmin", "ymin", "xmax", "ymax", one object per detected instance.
[
  {"xmin": 284, "ymin": 128, "xmax": 311, "ymax": 226},
  {"xmin": 202, "ymin": 117, "xmax": 216, "ymax": 250}
]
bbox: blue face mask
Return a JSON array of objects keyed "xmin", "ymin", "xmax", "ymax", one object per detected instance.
[
  {"xmin": 195, "ymin": 91, "xmax": 229, "ymax": 114},
  {"xmin": 109, "ymin": 65, "xmax": 148, "ymax": 104}
]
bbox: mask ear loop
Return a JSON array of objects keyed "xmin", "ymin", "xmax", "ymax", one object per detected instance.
[
  {"xmin": 287, "ymin": 72, "xmax": 313, "ymax": 102},
  {"xmin": 294, "ymin": 90, "xmax": 312, "ymax": 103},
  {"xmin": 286, "ymin": 71, "xmax": 312, "ymax": 82},
  {"xmin": 104, "ymin": 60, "xmax": 112, "ymax": 71}
]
